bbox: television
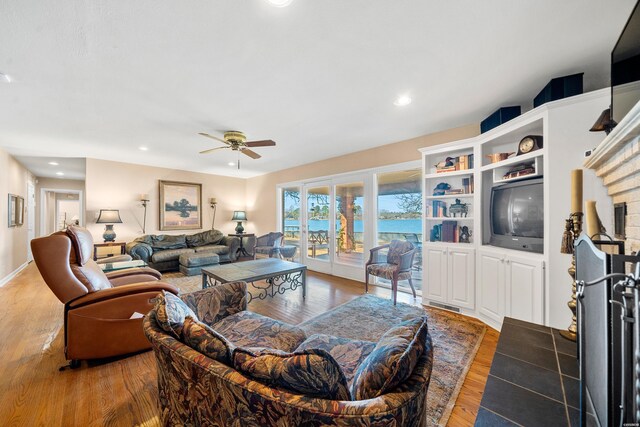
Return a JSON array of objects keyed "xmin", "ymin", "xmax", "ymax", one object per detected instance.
[
  {"xmin": 489, "ymin": 178, "xmax": 544, "ymax": 253},
  {"xmin": 611, "ymin": 0, "xmax": 640, "ymax": 125}
]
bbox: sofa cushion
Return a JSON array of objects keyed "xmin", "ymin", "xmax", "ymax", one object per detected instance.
[
  {"xmin": 296, "ymin": 334, "xmax": 376, "ymax": 387},
  {"xmin": 213, "ymin": 311, "xmax": 306, "ymax": 352},
  {"xmin": 151, "ymin": 248, "xmax": 194, "ymax": 263},
  {"xmin": 150, "ymin": 235, "xmax": 188, "ymax": 251},
  {"xmin": 233, "ymin": 347, "xmax": 351, "ymax": 400},
  {"xmin": 186, "ymin": 230, "xmax": 225, "ymax": 248},
  {"xmin": 154, "ymin": 291, "xmax": 198, "ymax": 338},
  {"xmin": 193, "ymin": 244, "xmax": 229, "ymax": 255},
  {"xmin": 182, "ymin": 316, "xmax": 234, "ymax": 365},
  {"xmin": 179, "ymin": 252, "xmax": 220, "ymax": 267},
  {"xmin": 350, "ymin": 316, "xmax": 429, "ymax": 400},
  {"xmin": 180, "ymin": 281, "xmax": 247, "ymax": 325}
]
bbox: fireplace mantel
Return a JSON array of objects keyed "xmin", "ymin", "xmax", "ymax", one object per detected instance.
[
  {"xmin": 585, "ymin": 99, "xmax": 640, "ymax": 254},
  {"xmin": 585, "ymin": 100, "xmax": 640, "ymax": 170}
]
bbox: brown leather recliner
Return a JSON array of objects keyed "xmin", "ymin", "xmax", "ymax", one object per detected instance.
[{"xmin": 31, "ymin": 226, "xmax": 179, "ymax": 364}]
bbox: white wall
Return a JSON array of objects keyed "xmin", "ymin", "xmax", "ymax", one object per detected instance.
[
  {"xmin": 0, "ymin": 148, "xmax": 35, "ymax": 283},
  {"xmin": 85, "ymin": 158, "xmax": 246, "ymax": 243}
]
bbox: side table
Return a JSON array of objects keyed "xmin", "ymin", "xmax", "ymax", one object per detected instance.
[
  {"xmin": 94, "ymin": 241, "xmax": 127, "ymax": 261},
  {"xmin": 228, "ymin": 233, "xmax": 255, "ymax": 258}
]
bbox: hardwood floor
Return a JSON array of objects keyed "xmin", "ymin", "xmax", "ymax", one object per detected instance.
[{"xmin": 0, "ymin": 263, "xmax": 498, "ymax": 426}]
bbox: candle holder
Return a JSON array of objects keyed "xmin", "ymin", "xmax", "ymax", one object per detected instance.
[{"xmin": 559, "ymin": 211, "xmax": 583, "ymax": 342}]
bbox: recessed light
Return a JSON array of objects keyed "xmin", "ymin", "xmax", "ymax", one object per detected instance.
[
  {"xmin": 393, "ymin": 95, "xmax": 412, "ymax": 107},
  {"xmin": 48, "ymin": 161, "xmax": 59, "ymax": 166},
  {"xmin": 56, "ymin": 172, "xmax": 64, "ymax": 176},
  {"xmin": 228, "ymin": 162, "xmax": 235, "ymax": 167},
  {"xmin": 266, "ymin": 0, "xmax": 293, "ymax": 7},
  {"xmin": 139, "ymin": 146, "xmax": 148, "ymax": 151},
  {"xmin": 0, "ymin": 73, "xmax": 11, "ymax": 83}
]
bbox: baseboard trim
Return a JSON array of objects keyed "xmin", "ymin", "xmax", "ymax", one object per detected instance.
[{"xmin": 0, "ymin": 261, "xmax": 29, "ymax": 288}]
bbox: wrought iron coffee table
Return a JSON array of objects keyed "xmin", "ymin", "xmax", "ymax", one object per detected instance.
[{"xmin": 201, "ymin": 258, "xmax": 306, "ymax": 303}]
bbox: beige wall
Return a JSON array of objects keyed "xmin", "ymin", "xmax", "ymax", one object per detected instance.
[
  {"xmin": 246, "ymin": 123, "xmax": 479, "ymax": 235},
  {"xmin": 35, "ymin": 177, "xmax": 85, "ymax": 236},
  {"xmin": 0, "ymin": 148, "xmax": 34, "ymax": 282},
  {"xmin": 85, "ymin": 159, "xmax": 246, "ymax": 243}
]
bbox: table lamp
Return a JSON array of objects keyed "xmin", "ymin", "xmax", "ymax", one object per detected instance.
[
  {"xmin": 231, "ymin": 210, "xmax": 247, "ymax": 234},
  {"xmin": 96, "ymin": 209, "xmax": 123, "ymax": 242}
]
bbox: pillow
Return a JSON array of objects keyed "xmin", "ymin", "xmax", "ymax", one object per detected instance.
[
  {"xmin": 154, "ymin": 291, "xmax": 197, "ymax": 338},
  {"xmin": 150, "ymin": 235, "xmax": 187, "ymax": 250},
  {"xmin": 182, "ymin": 316, "xmax": 234, "ymax": 364},
  {"xmin": 350, "ymin": 316, "xmax": 429, "ymax": 400},
  {"xmin": 233, "ymin": 347, "xmax": 351, "ymax": 401},
  {"xmin": 186, "ymin": 230, "xmax": 225, "ymax": 248}
]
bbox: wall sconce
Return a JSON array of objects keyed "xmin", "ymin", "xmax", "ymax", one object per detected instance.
[
  {"xmin": 209, "ymin": 197, "xmax": 217, "ymax": 230},
  {"xmin": 140, "ymin": 194, "xmax": 150, "ymax": 234}
]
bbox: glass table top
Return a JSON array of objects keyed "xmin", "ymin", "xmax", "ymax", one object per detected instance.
[{"xmin": 99, "ymin": 260, "xmax": 148, "ymax": 272}]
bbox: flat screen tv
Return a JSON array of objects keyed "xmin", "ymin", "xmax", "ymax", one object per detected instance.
[
  {"xmin": 489, "ymin": 178, "xmax": 544, "ymax": 253},
  {"xmin": 612, "ymin": 0, "xmax": 640, "ymax": 125}
]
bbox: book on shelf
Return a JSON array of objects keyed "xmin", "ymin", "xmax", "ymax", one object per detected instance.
[
  {"xmin": 444, "ymin": 188, "xmax": 464, "ymax": 195},
  {"xmin": 430, "ymin": 200, "xmax": 447, "ymax": 217},
  {"xmin": 442, "ymin": 220, "xmax": 458, "ymax": 243},
  {"xmin": 436, "ymin": 166, "xmax": 456, "ymax": 173}
]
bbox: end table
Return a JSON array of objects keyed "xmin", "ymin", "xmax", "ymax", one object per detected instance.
[
  {"xmin": 228, "ymin": 233, "xmax": 254, "ymax": 258},
  {"xmin": 93, "ymin": 241, "xmax": 127, "ymax": 261}
]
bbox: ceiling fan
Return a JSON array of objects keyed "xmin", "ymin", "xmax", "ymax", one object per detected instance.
[{"xmin": 198, "ymin": 131, "xmax": 276, "ymax": 160}]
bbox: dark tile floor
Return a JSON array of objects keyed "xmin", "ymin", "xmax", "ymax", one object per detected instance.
[{"xmin": 476, "ymin": 317, "xmax": 579, "ymax": 427}]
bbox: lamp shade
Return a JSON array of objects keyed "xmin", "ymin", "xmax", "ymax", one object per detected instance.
[
  {"xmin": 96, "ymin": 209, "xmax": 123, "ymax": 224},
  {"xmin": 231, "ymin": 210, "xmax": 247, "ymax": 221}
]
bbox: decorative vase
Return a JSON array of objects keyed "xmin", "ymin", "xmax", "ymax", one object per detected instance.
[{"xmin": 103, "ymin": 224, "xmax": 116, "ymax": 242}]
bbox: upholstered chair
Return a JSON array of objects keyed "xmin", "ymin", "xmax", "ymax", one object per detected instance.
[
  {"xmin": 252, "ymin": 232, "xmax": 284, "ymax": 259},
  {"xmin": 365, "ymin": 240, "xmax": 417, "ymax": 305},
  {"xmin": 31, "ymin": 226, "xmax": 178, "ymax": 366}
]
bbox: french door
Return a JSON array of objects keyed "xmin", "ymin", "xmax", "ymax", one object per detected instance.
[{"xmin": 302, "ymin": 181, "xmax": 333, "ymax": 274}]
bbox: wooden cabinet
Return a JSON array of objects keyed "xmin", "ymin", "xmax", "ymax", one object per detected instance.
[
  {"xmin": 424, "ymin": 244, "xmax": 475, "ymax": 310},
  {"xmin": 478, "ymin": 247, "xmax": 544, "ymax": 328}
]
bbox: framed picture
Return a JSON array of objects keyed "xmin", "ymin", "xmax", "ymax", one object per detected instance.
[
  {"xmin": 15, "ymin": 196, "xmax": 24, "ymax": 226},
  {"xmin": 159, "ymin": 180, "xmax": 202, "ymax": 231},
  {"xmin": 8, "ymin": 194, "xmax": 17, "ymax": 227}
]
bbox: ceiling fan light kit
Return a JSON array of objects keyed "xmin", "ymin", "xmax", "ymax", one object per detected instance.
[{"xmin": 198, "ymin": 130, "xmax": 276, "ymax": 169}]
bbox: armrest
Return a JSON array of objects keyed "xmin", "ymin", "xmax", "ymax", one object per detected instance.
[
  {"xmin": 127, "ymin": 242, "xmax": 153, "ymax": 262},
  {"xmin": 106, "ymin": 267, "xmax": 162, "ymax": 281},
  {"xmin": 367, "ymin": 244, "xmax": 390, "ymax": 265},
  {"xmin": 180, "ymin": 281, "xmax": 247, "ymax": 326},
  {"xmin": 69, "ymin": 281, "xmax": 178, "ymax": 309},
  {"xmin": 398, "ymin": 249, "xmax": 416, "ymax": 272},
  {"xmin": 221, "ymin": 236, "xmax": 240, "ymax": 261}
]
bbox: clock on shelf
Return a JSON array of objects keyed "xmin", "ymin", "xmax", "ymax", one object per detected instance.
[{"xmin": 516, "ymin": 135, "xmax": 543, "ymax": 156}]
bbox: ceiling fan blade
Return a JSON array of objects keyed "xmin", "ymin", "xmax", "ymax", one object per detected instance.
[
  {"xmin": 198, "ymin": 132, "xmax": 231, "ymax": 145},
  {"xmin": 199, "ymin": 146, "xmax": 228, "ymax": 154},
  {"xmin": 241, "ymin": 148, "xmax": 261, "ymax": 159},
  {"xmin": 245, "ymin": 139, "xmax": 276, "ymax": 147}
]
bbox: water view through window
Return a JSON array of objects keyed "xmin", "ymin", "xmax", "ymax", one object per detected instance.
[
  {"xmin": 376, "ymin": 169, "xmax": 422, "ymax": 291},
  {"xmin": 280, "ymin": 167, "xmax": 422, "ymax": 293}
]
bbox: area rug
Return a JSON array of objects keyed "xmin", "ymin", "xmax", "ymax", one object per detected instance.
[
  {"xmin": 162, "ymin": 273, "xmax": 486, "ymax": 427},
  {"xmin": 300, "ymin": 295, "xmax": 486, "ymax": 427}
]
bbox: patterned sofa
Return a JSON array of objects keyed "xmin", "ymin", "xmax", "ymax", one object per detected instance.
[
  {"xmin": 126, "ymin": 229, "xmax": 240, "ymax": 272},
  {"xmin": 143, "ymin": 282, "xmax": 434, "ymax": 426}
]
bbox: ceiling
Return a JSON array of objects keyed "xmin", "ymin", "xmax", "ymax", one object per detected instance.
[
  {"xmin": 14, "ymin": 156, "xmax": 86, "ymax": 180},
  {"xmin": 0, "ymin": 1, "xmax": 636, "ymax": 178}
]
